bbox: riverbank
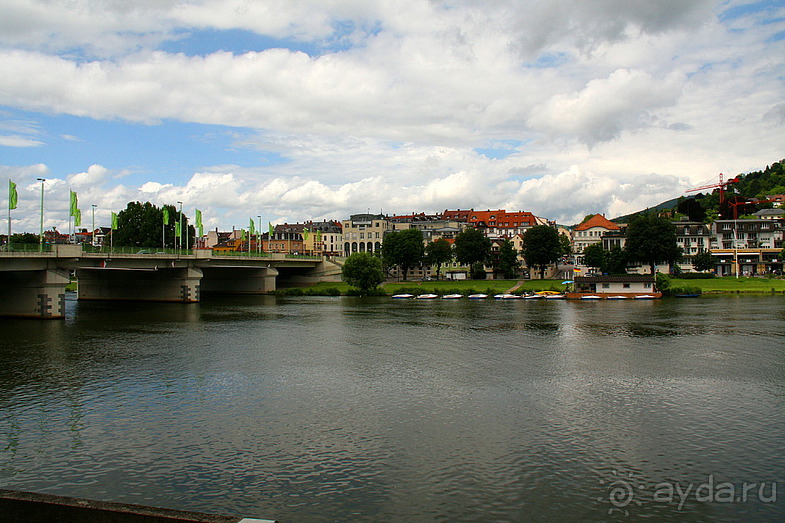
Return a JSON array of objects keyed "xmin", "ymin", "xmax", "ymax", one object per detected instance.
[{"xmin": 279, "ymin": 276, "xmax": 785, "ymax": 296}]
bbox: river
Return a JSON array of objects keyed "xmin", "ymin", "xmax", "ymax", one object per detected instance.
[{"xmin": 1, "ymin": 294, "xmax": 783, "ymax": 521}]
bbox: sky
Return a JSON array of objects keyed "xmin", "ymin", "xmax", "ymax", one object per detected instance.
[{"xmin": 1, "ymin": 0, "xmax": 784, "ymax": 234}]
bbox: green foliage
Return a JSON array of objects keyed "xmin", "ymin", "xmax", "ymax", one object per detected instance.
[
  {"xmin": 424, "ymin": 238, "xmax": 453, "ymax": 279},
  {"xmin": 656, "ymin": 273, "xmax": 671, "ymax": 292},
  {"xmin": 10, "ymin": 232, "xmax": 38, "ymax": 244},
  {"xmin": 382, "ymin": 228, "xmax": 424, "ymax": 280},
  {"xmin": 692, "ymin": 250, "xmax": 716, "ymax": 272},
  {"xmin": 454, "ymin": 227, "xmax": 492, "ymax": 276},
  {"xmin": 582, "ymin": 243, "xmax": 628, "ymax": 274},
  {"xmin": 341, "ymin": 252, "xmax": 384, "ymax": 294},
  {"xmin": 522, "ymin": 225, "xmax": 561, "ymax": 278},
  {"xmin": 678, "ymin": 272, "xmax": 715, "ymax": 279},
  {"xmin": 667, "ymin": 286, "xmax": 703, "ymax": 297},
  {"xmin": 625, "ymin": 213, "xmax": 679, "ymax": 274},
  {"xmin": 559, "ymin": 232, "xmax": 572, "ymax": 256},
  {"xmin": 495, "ymin": 240, "xmax": 520, "ymax": 279},
  {"xmin": 114, "ymin": 201, "xmax": 193, "ymax": 248}
]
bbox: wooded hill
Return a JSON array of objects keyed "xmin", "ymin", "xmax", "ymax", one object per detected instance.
[{"xmin": 612, "ymin": 158, "xmax": 785, "ymax": 223}]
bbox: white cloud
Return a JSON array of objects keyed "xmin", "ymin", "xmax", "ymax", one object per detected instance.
[{"xmin": 0, "ymin": 0, "xmax": 783, "ymax": 229}]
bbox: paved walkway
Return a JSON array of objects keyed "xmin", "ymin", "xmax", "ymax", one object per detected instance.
[{"xmin": 505, "ymin": 280, "xmax": 525, "ymax": 293}]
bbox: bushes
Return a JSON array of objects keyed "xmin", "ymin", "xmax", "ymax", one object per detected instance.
[
  {"xmin": 677, "ymin": 272, "xmax": 716, "ymax": 279},
  {"xmin": 277, "ymin": 287, "xmax": 342, "ymax": 296},
  {"xmin": 667, "ymin": 286, "xmax": 702, "ymax": 296}
]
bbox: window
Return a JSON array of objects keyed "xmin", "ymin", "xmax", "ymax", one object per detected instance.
[
  {"xmin": 602, "ymin": 283, "xmax": 610, "ymax": 289},
  {"xmin": 623, "ymin": 283, "xmax": 630, "ymax": 289}
]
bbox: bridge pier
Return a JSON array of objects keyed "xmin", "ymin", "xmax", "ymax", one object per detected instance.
[
  {"xmin": 0, "ymin": 269, "xmax": 69, "ymax": 319},
  {"xmin": 200, "ymin": 266, "xmax": 278, "ymax": 294},
  {"xmin": 77, "ymin": 267, "xmax": 202, "ymax": 302}
]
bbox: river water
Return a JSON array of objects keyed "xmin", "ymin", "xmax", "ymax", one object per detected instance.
[{"xmin": 0, "ymin": 294, "xmax": 783, "ymax": 521}]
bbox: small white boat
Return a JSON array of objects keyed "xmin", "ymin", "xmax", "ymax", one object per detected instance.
[
  {"xmin": 524, "ymin": 294, "xmax": 544, "ymax": 299},
  {"xmin": 634, "ymin": 294, "xmax": 657, "ymax": 300},
  {"xmin": 544, "ymin": 294, "xmax": 565, "ymax": 299},
  {"xmin": 494, "ymin": 293, "xmax": 520, "ymax": 299},
  {"xmin": 580, "ymin": 295, "xmax": 602, "ymax": 300},
  {"xmin": 606, "ymin": 295, "xmax": 629, "ymax": 300},
  {"xmin": 467, "ymin": 294, "xmax": 488, "ymax": 299},
  {"xmin": 392, "ymin": 294, "xmax": 414, "ymax": 299},
  {"xmin": 442, "ymin": 294, "xmax": 463, "ymax": 299},
  {"xmin": 415, "ymin": 293, "xmax": 438, "ymax": 299}
]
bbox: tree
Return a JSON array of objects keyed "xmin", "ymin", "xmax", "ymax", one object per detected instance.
[
  {"xmin": 522, "ymin": 225, "xmax": 561, "ymax": 279},
  {"xmin": 382, "ymin": 228, "xmax": 424, "ymax": 280},
  {"xmin": 496, "ymin": 240, "xmax": 520, "ymax": 279},
  {"xmin": 10, "ymin": 232, "xmax": 39, "ymax": 244},
  {"xmin": 114, "ymin": 201, "xmax": 193, "ymax": 249},
  {"xmin": 424, "ymin": 239, "xmax": 453, "ymax": 279},
  {"xmin": 559, "ymin": 232, "xmax": 572, "ymax": 257},
  {"xmin": 582, "ymin": 243, "xmax": 606, "ymax": 272},
  {"xmin": 342, "ymin": 252, "xmax": 384, "ymax": 294},
  {"xmin": 624, "ymin": 213, "xmax": 680, "ymax": 274},
  {"xmin": 693, "ymin": 251, "xmax": 716, "ymax": 272},
  {"xmin": 453, "ymin": 227, "xmax": 492, "ymax": 279}
]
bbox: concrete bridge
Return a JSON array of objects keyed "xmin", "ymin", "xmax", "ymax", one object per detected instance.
[{"xmin": 0, "ymin": 245, "xmax": 343, "ymax": 319}]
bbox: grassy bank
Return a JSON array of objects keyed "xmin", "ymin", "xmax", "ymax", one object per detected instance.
[
  {"xmin": 277, "ymin": 279, "xmax": 569, "ymax": 296},
  {"xmin": 669, "ymin": 276, "xmax": 785, "ymax": 294}
]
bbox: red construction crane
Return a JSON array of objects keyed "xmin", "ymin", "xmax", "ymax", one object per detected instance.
[{"xmin": 686, "ymin": 173, "xmax": 740, "ymax": 204}]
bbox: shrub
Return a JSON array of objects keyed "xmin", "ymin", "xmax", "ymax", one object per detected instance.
[{"xmin": 676, "ymin": 273, "xmax": 716, "ymax": 279}]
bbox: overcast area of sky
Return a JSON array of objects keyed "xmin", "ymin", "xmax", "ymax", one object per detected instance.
[{"xmin": 1, "ymin": 0, "xmax": 784, "ymax": 233}]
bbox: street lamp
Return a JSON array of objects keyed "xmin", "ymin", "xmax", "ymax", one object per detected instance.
[
  {"xmin": 36, "ymin": 178, "xmax": 45, "ymax": 252},
  {"xmin": 177, "ymin": 201, "xmax": 183, "ymax": 253},
  {"xmin": 257, "ymin": 215, "xmax": 262, "ymax": 254},
  {"xmin": 91, "ymin": 204, "xmax": 97, "ymax": 248}
]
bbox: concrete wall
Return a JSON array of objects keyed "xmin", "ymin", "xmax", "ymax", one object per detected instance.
[
  {"xmin": 77, "ymin": 267, "xmax": 202, "ymax": 302},
  {"xmin": 0, "ymin": 269, "xmax": 69, "ymax": 318}
]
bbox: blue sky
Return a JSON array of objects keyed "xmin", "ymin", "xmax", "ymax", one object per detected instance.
[{"xmin": 1, "ymin": 0, "xmax": 784, "ymax": 233}]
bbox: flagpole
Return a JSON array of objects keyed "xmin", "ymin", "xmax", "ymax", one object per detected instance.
[
  {"xmin": 7, "ymin": 179, "xmax": 11, "ymax": 251},
  {"xmin": 37, "ymin": 178, "xmax": 45, "ymax": 252}
]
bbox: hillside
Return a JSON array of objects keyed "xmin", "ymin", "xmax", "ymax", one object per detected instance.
[{"xmin": 609, "ymin": 158, "xmax": 784, "ymax": 223}]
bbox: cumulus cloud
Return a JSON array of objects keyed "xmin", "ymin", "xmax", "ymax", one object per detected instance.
[{"xmin": 1, "ymin": 0, "xmax": 784, "ymax": 229}]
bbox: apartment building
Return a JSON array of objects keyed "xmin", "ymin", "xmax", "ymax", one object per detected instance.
[{"xmin": 342, "ymin": 214, "xmax": 390, "ymax": 256}]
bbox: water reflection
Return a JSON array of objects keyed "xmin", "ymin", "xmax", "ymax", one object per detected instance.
[{"xmin": 0, "ymin": 295, "xmax": 783, "ymax": 520}]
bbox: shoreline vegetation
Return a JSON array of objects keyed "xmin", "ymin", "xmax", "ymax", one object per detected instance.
[{"xmin": 274, "ymin": 276, "xmax": 785, "ymax": 297}]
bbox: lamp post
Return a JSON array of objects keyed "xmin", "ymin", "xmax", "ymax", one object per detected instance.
[
  {"xmin": 36, "ymin": 178, "xmax": 45, "ymax": 252},
  {"xmin": 91, "ymin": 204, "xmax": 97, "ymax": 248},
  {"xmin": 257, "ymin": 215, "xmax": 262, "ymax": 255},
  {"xmin": 177, "ymin": 201, "xmax": 183, "ymax": 254}
]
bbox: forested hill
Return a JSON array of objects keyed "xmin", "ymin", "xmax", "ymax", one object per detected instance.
[{"xmin": 611, "ymin": 158, "xmax": 785, "ymax": 223}]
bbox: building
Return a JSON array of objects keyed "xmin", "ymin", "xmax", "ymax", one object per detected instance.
[
  {"xmin": 673, "ymin": 221, "xmax": 711, "ymax": 271},
  {"xmin": 466, "ymin": 209, "xmax": 540, "ymax": 237},
  {"xmin": 568, "ymin": 275, "xmax": 660, "ymax": 298},
  {"xmin": 300, "ymin": 220, "xmax": 343, "ymax": 256},
  {"xmin": 709, "ymin": 217, "xmax": 784, "ymax": 275},
  {"xmin": 573, "ymin": 214, "xmax": 621, "ymax": 253},
  {"xmin": 342, "ymin": 214, "xmax": 390, "ymax": 256}
]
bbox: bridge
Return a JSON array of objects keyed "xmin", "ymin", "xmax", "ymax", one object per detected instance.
[{"xmin": 0, "ymin": 245, "xmax": 343, "ymax": 319}]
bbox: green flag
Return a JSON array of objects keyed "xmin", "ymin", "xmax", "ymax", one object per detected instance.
[
  {"xmin": 163, "ymin": 207, "xmax": 169, "ymax": 225},
  {"xmin": 74, "ymin": 208, "xmax": 81, "ymax": 227},
  {"xmin": 316, "ymin": 229, "xmax": 322, "ymax": 243},
  {"xmin": 249, "ymin": 218, "xmax": 256, "ymax": 235},
  {"xmin": 303, "ymin": 227, "xmax": 309, "ymax": 241},
  {"xmin": 195, "ymin": 209, "xmax": 203, "ymax": 236},
  {"xmin": 9, "ymin": 180, "xmax": 17, "ymax": 210},
  {"xmin": 241, "ymin": 229, "xmax": 247, "ymax": 241},
  {"xmin": 111, "ymin": 212, "xmax": 118, "ymax": 230},
  {"xmin": 175, "ymin": 220, "xmax": 181, "ymax": 238},
  {"xmin": 269, "ymin": 222, "xmax": 275, "ymax": 238},
  {"xmin": 69, "ymin": 190, "xmax": 78, "ymax": 216}
]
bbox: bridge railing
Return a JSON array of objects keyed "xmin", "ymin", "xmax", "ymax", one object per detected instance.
[{"xmin": 2, "ymin": 243, "xmax": 54, "ymax": 253}]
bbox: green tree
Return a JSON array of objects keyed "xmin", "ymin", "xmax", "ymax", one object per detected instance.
[
  {"xmin": 10, "ymin": 232, "xmax": 39, "ymax": 244},
  {"xmin": 692, "ymin": 250, "xmax": 716, "ymax": 272},
  {"xmin": 559, "ymin": 232, "xmax": 572, "ymax": 256},
  {"xmin": 424, "ymin": 238, "xmax": 453, "ymax": 279},
  {"xmin": 496, "ymin": 240, "xmax": 520, "ymax": 279},
  {"xmin": 454, "ymin": 227, "xmax": 491, "ymax": 279},
  {"xmin": 522, "ymin": 225, "xmax": 562, "ymax": 279},
  {"xmin": 625, "ymin": 213, "xmax": 680, "ymax": 274},
  {"xmin": 342, "ymin": 252, "xmax": 384, "ymax": 294},
  {"xmin": 382, "ymin": 228, "xmax": 424, "ymax": 280},
  {"xmin": 606, "ymin": 247, "xmax": 629, "ymax": 274},
  {"xmin": 114, "ymin": 201, "xmax": 193, "ymax": 249},
  {"xmin": 582, "ymin": 243, "xmax": 606, "ymax": 272}
]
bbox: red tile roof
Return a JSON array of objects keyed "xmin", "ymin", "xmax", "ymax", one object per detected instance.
[{"xmin": 573, "ymin": 214, "xmax": 620, "ymax": 231}]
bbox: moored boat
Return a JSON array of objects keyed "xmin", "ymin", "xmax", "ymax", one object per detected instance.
[
  {"xmin": 467, "ymin": 293, "xmax": 488, "ymax": 299},
  {"xmin": 392, "ymin": 294, "xmax": 414, "ymax": 299},
  {"xmin": 415, "ymin": 293, "xmax": 439, "ymax": 299},
  {"xmin": 442, "ymin": 294, "xmax": 463, "ymax": 299}
]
